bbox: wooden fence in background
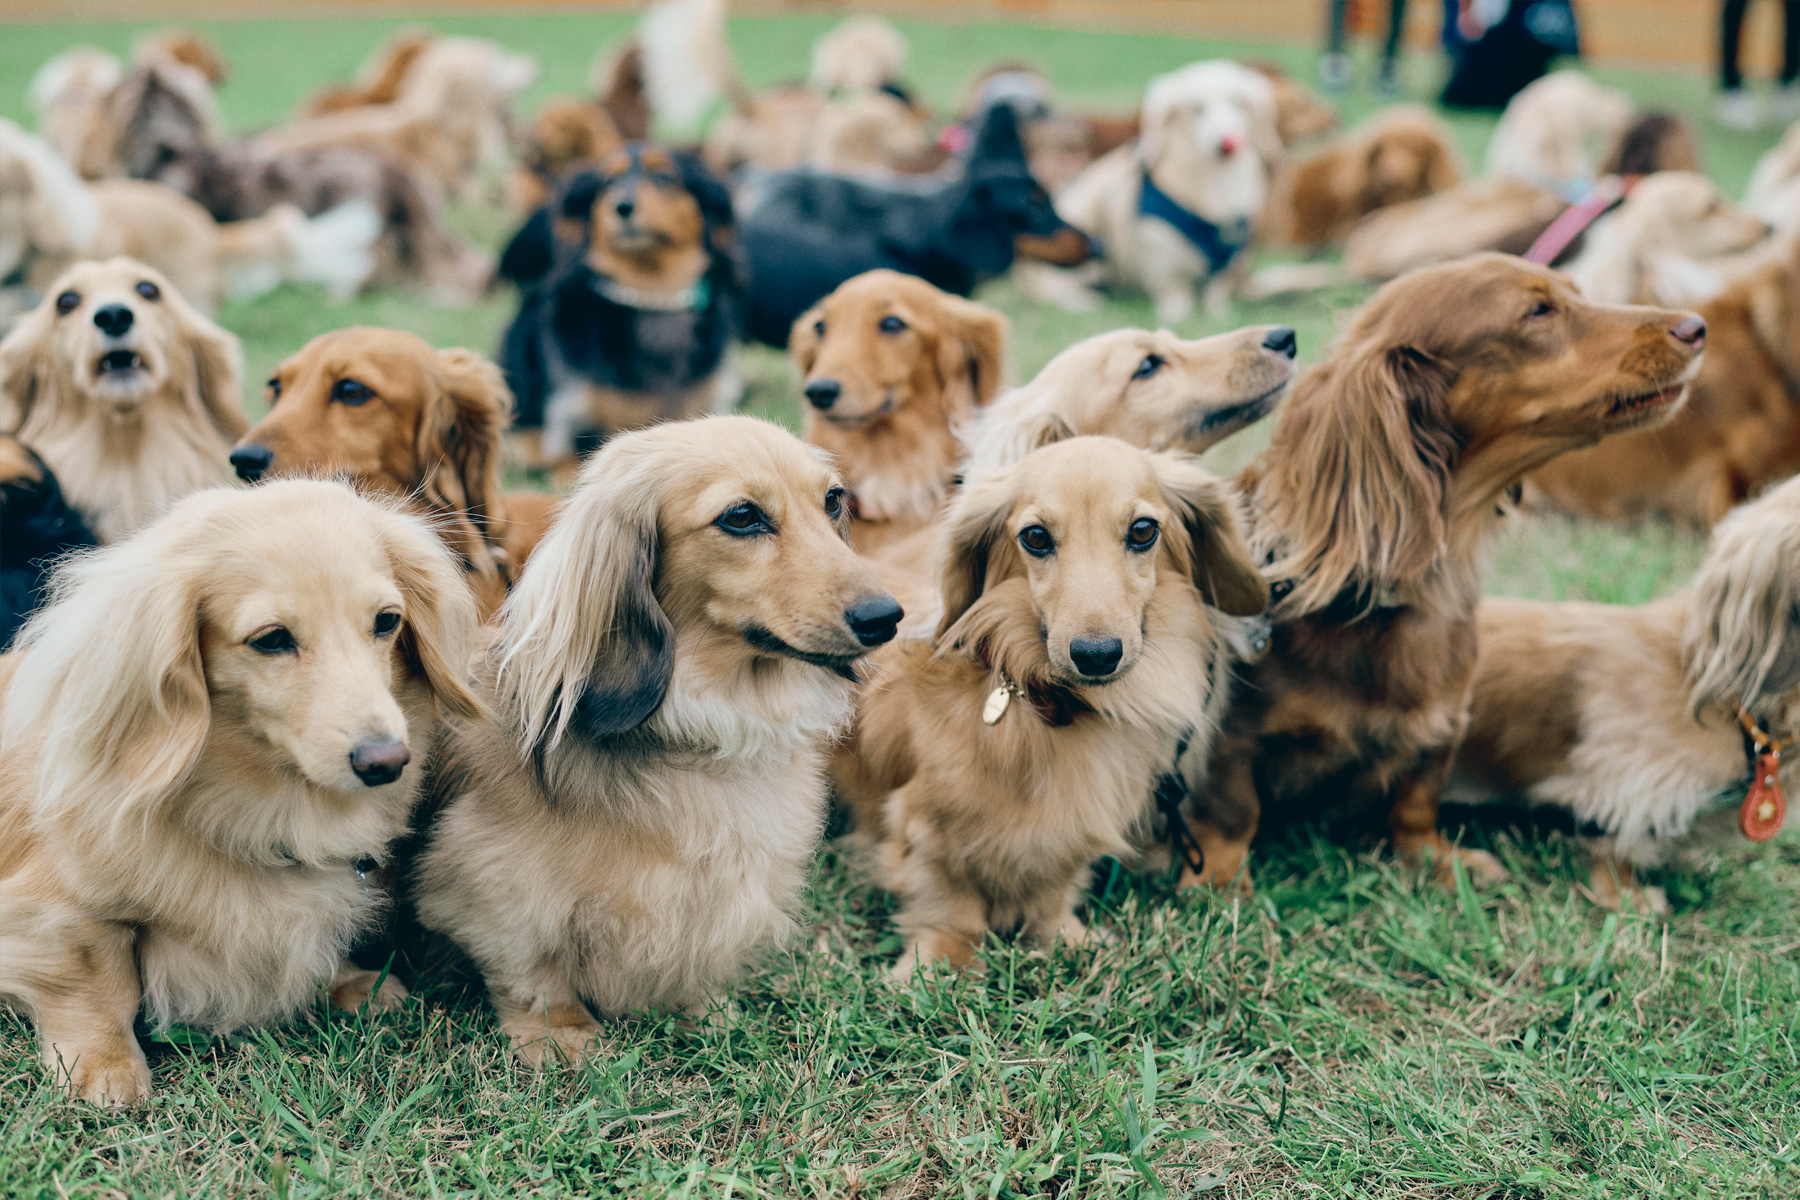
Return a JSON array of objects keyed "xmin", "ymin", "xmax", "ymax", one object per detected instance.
[{"xmin": 0, "ymin": 0, "xmax": 1764, "ymax": 75}]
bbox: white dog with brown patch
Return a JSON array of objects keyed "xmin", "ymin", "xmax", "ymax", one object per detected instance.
[{"xmin": 0, "ymin": 480, "xmax": 481, "ymax": 1106}]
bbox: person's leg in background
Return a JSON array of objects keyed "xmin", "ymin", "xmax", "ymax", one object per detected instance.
[
  {"xmin": 1718, "ymin": 0, "xmax": 1761, "ymax": 129},
  {"xmin": 1376, "ymin": 0, "xmax": 1410, "ymax": 93},
  {"xmin": 1321, "ymin": 0, "xmax": 1353, "ymax": 91},
  {"xmin": 1777, "ymin": 0, "xmax": 1800, "ymax": 119}
]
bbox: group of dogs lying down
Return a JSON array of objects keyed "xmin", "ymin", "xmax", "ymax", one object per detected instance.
[{"xmin": 4, "ymin": 15, "xmax": 1800, "ymax": 1112}]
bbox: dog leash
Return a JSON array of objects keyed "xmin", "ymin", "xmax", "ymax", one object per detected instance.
[
  {"xmin": 1522, "ymin": 174, "xmax": 1639, "ymax": 266},
  {"xmin": 1737, "ymin": 706, "xmax": 1789, "ymax": 842},
  {"xmin": 1153, "ymin": 731, "xmax": 1204, "ymax": 876}
]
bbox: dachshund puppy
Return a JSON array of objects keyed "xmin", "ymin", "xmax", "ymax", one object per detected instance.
[
  {"xmin": 412, "ymin": 416, "xmax": 900, "ymax": 1063},
  {"xmin": 0, "ymin": 258, "xmax": 242, "ymax": 542},
  {"xmin": 831, "ymin": 436, "xmax": 1265, "ymax": 975},
  {"xmin": 1455, "ymin": 474, "xmax": 1800, "ymax": 913},
  {"xmin": 230, "ymin": 327, "xmax": 560, "ymax": 622},
  {"xmin": 1266, "ymin": 105, "xmax": 1462, "ymax": 251},
  {"xmin": 0, "ymin": 480, "xmax": 480, "ymax": 1105},
  {"xmin": 1183, "ymin": 254, "xmax": 1708, "ymax": 890}
]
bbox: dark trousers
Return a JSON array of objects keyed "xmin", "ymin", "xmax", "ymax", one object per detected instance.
[
  {"xmin": 1723, "ymin": 0, "xmax": 1800, "ymax": 88},
  {"xmin": 1328, "ymin": 0, "xmax": 1411, "ymax": 61}
]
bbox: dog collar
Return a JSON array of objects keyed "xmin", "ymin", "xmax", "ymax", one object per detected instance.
[
  {"xmin": 1522, "ymin": 175, "xmax": 1639, "ymax": 266},
  {"xmin": 973, "ymin": 650, "xmax": 1090, "ymax": 728},
  {"xmin": 589, "ymin": 273, "xmax": 711, "ymax": 312},
  {"xmin": 1737, "ymin": 706, "xmax": 1789, "ymax": 842},
  {"xmin": 1137, "ymin": 169, "xmax": 1251, "ymax": 273}
]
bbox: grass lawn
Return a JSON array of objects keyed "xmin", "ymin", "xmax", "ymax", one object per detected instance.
[{"xmin": 4, "ymin": 12, "xmax": 1800, "ymax": 1199}]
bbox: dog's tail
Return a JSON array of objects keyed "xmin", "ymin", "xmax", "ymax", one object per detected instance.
[
  {"xmin": 214, "ymin": 199, "xmax": 382, "ymax": 300},
  {"xmin": 639, "ymin": 0, "xmax": 753, "ymax": 131}
]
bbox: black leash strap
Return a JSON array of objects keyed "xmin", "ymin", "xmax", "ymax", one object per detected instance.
[{"xmin": 1154, "ymin": 730, "xmax": 1205, "ymax": 875}]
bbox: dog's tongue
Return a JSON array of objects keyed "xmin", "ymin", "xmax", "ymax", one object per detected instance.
[{"xmin": 1740, "ymin": 751, "xmax": 1786, "ymax": 842}]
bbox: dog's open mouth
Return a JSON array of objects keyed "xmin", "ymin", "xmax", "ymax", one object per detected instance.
[
  {"xmin": 1606, "ymin": 383, "xmax": 1686, "ymax": 423},
  {"xmin": 95, "ymin": 349, "xmax": 144, "ymax": 377},
  {"xmin": 744, "ymin": 625, "xmax": 862, "ymax": 678}
]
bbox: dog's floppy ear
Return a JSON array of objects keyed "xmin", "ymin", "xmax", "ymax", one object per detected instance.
[
  {"xmin": 788, "ymin": 300, "xmax": 824, "ymax": 373},
  {"xmin": 552, "ymin": 166, "xmax": 606, "ymax": 249},
  {"xmin": 676, "ymin": 149, "xmax": 734, "ymax": 253},
  {"xmin": 3, "ymin": 513, "xmax": 210, "ymax": 832},
  {"xmin": 419, "ymin": 347, "xmax": 510, "ymax": 568},
  {"xmin": 0, "ymin": 302, "xmax": 53, "ymax": 433},
  {"xmin": 496, "ymin": 440, "xmax": 674, "ymax": 752},
  {"xmin": 1151, "ymin": 453, "xmax": 1267, "ymax": 617},
  {"xmin": 934, "ymin": 466, "xmax": 1016, "ymax": 641},
  {"xmin": 969, "ymin": 101, "xmax": 1027, "ymax": 164},
  {"xmin": 165, "ymin": 280, "xmax": 246, "ymax": 440},
  {"xmin": 1262, "ymin": 343, "xmax": 1458, "ymax": 615},
  {"xmin": 934, "ymin": 293, "xmax": 1009, "ymax": 411},
  {"xmin": 377, "ymin": 504, "xmax": 484, "ymax": 722}
]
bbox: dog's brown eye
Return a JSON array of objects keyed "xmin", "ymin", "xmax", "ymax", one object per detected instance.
[
  {"xmin": 813, "ymin": 319, "xmax": 826, "ymax": 338},
  {"xmin": 1018, "ymin": 524, "xmax": 1054, "ymax": 557},
  {"xmin": 824, "ymin": 487, "xmax": 845, "ymax": 518},
  {"xmin": 135, "ymin": 280, "xmax": 160, "ymax": 301},
  {"xmin": 373, "ymin": 611, "xmax": 400, "ymax": 637},
  {"xmin": 266, "ymin": 377, "xmax": 281, "ymax": 402},
  {"xmin": 878, "ymin": 315, "xmax": 907, "ymax": 335},
  {"xmin": 716, "ymin": 501, "xmax": 772, "ymax": 536},
  {"xmin": 1526, "ymin": 299, "xmax": 1555, "ymax": 319},
  {"xmin": 1132, "ymin": 354, "xmax": 1164, "ymax": 381},
  {"xmin": 332, "ymin": 378, "xmax": 374, "ymax": 406},
  {"xmin": 54, "ymin": 291, "xmax": 80, "ymax": 315},
  {"xmin": 248, "ymin": 627, "xmax": 296, "ymax": 655},
  {"xmin": 1126, "ymin": 517, "xmax": 1160, "ymax": 550}
]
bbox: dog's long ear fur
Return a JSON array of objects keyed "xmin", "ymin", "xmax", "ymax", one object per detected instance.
[
  {"xmin": 1150, "ymin": 453, "xmax": 1268, "ymax": 617},
  {"xmin": 1684, "ymin": 476, "xmax": 1800, "ymax": 718},
  {"xmin": 676, "ymin": 149, "xmax": 734, "ymax": 253},
  {"xmin": 958, "ymin": 372, "xmax": 1076, "ymax": 483},
  {"xmin": 496, "ymin": 436, "xmax": 674, "ymax": 752},
  {"xmin": 1259, "ymin": 342, "xmax": 1458, "ymax": 615},
  {"xmin": 419, "ymin": 348, "xmax": 511, "ymax": 570},
  {"xmin": 2, "ymin": 509, "xmax": 210, "ymax": 842},
  {"xmin": 788, "ymin": 301, "xmax": 824, "ymax": 375},
  {"xmin": 933, "ymin": 465, "xmax": 1016, "ymax": 642},
  {"xmin": 166, "ymin": 281, "xmax": 246, "ymax": 440},
  {"xmin": 0, "ymin": 303, "xmax": 52, "ymax": 433},
  {"xmin": 375, "ymin": 501, "xmax": 484, "ymax": 721},
  {"xmin": 935, "ymin": 293, "xmax": 1009, "ymax": 414}
]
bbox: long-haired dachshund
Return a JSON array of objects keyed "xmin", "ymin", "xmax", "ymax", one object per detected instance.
[
  {"xmin": 1182, "ymin": 253, "xmax": 1708, "ymax": 890},
  {"xmin": 229, "ymin": 327, "xmax": 560, "ymax": 622},
  {"xmin": 1454, "ymin": 472, "xmax": 1800, "ymax": 914},
  {"xmin": 831, "ymin": 436, "xmax": 1265, "ymax": 975},
  {"xmin": 411, "ymin": 416, "xmax": 901, "ymax": 1063},
  {"xmin": 0, "ymin": 480, "xmax": 479, "ymax": 1105},
  {"xmin": 0, "ymin": 258, "xmax": 242, "ymax": 543}
]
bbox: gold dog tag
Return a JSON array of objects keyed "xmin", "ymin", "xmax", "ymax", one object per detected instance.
[{"xmin": 982, "ymin": 685, "xmax": 1012, "ymax": 725}]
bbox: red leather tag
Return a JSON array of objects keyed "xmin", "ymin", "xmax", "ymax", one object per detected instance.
[{"xmin": 1741, "ymin": 752, "xmax": 1786, "ymax": 842}]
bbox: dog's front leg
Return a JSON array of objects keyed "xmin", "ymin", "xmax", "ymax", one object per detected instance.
[
  {"xmin": 1178, "ymin": 733, "xmax": 1260, "ymax": 892},
  {"xmin": 889, "ymin": 856, "xmax": 989, "ymax": 981},
  {"xmin": 329, "ymin": 958, "xmax": 410, "ymax": 1014},
  {"xmin": 1585, "ymin": 849, "xmax": 1669, "ymax": 916},
  {"xmin": 1387, "ymin": 752, "xmax": 1509, "ymax": 886},
  {"xmin": 489, "ymin": 974, "xmax": 606, "ymax": 1067},
  {"xmin": 27, "ymin": 918, "xmax": 151, "ymax": 1107},
  {"xmin": 1020, "ymin": 875, "xmax": 1098, "ymax": 949}
]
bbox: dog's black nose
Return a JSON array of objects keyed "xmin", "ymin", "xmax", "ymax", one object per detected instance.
[
  {"xmin": 1670, "ymin": 315, "xmax": 1707, "ymax": 347},
  {"xmin": 615, "ymin": 199, "xmax": 635, "ymax": 220},
  {"xmin": 229, "ymin": 443, "xmax": 274, "ymax": 483},
  {"xmin": 349, "ymin": 738, "xmax": 410, "ymax": 787},
  {"xmin": 1262, "ymin": 325, "xmax": 1297, "ymax": 357},
  {"xmin": 805, "ymin": 379, "xmax": 843, "ymax": 410},
  {"xmin": 1069, "ymin": 636, "xmax": 1124, "ymax": 677},
  {"xmin": 93, "ymin": 304, "xmax": 134, "ymax": 337},
  {"xmin": 845, "ymin": 594, "xmax": 903, "ymax": 647}
]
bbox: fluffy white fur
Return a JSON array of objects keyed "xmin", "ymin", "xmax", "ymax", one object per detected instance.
[{"xmin": 1484, "ymin": 70, "xmax": 1634, "ymax": 196}]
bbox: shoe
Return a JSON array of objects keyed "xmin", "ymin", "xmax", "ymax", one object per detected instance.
[
  {"xmin": 1775, "ymin": 83, "xmax": 1800, "ymax": 125},
  {"xmin": 1374, "ymin": 57, "xmax": 1402, "ymax": 96},
  {"xmin": 1318, "ymin": 52, "xmax": 1351, "ymax": 93},
  {"xmin": 1716, "ymin": 87, "xmax": 1762, "ymax": 130}
]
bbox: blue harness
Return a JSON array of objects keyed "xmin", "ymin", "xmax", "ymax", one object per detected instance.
[{"xmin": 1137, "ymin": 170, "xmax": 1251, "ymax": 273}]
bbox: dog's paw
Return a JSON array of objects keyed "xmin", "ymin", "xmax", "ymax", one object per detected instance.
[
  {"xmin": 54, "ymin": 1045, "xmax": 151, "ymax": 1108},
  {"xmin": 1432, "ymin": 846, "xmax": 1510, "ymax": 888},
  {"xmin": 1177, "ymin": 864, "xmax": 1255, "ymax": 895},
  {"xmin": 330, "ymin": 968, "xmax": 410, "ymax": 1014},
  {"xmin": 510, "ymin": 1020, "xmax": 607, "ymax": 1068}
]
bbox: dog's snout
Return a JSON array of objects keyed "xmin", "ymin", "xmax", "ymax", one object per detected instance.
[
  {"xmin": 615, "ymin": 198, "xmax": 636, "ymax": 220},
  {"xmin": 1262, "ymin": 325, "xmax": 1297, "ymax": 357},
  {"xmin": 1218, "ymin": 133, "xmax": 1240, "ymax": 157},
  {"xmin": 1670, "ymin": 315, "xmax": 1707, "ymax": 348},
  {"xmin": 92, "ymin": 304, "xmax": 134, "ymax": 338},
  {"xmin": 1068, "ymin": 635, "xmax": 1124, "ymax": 678},
  {"xmin": 845, "ymin": 593, "xmax": 903, "ymax": 647},
  {"xmin": 230, "ymin": 443, "xmax": 274, "ymax": 483},
  {"xmin": 805, "ymin": 379, "xmax": 843, "ymax": 410},
  {"xmin": 349, "ymin": 738, "xmax": 410, "ymax": 788}
]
